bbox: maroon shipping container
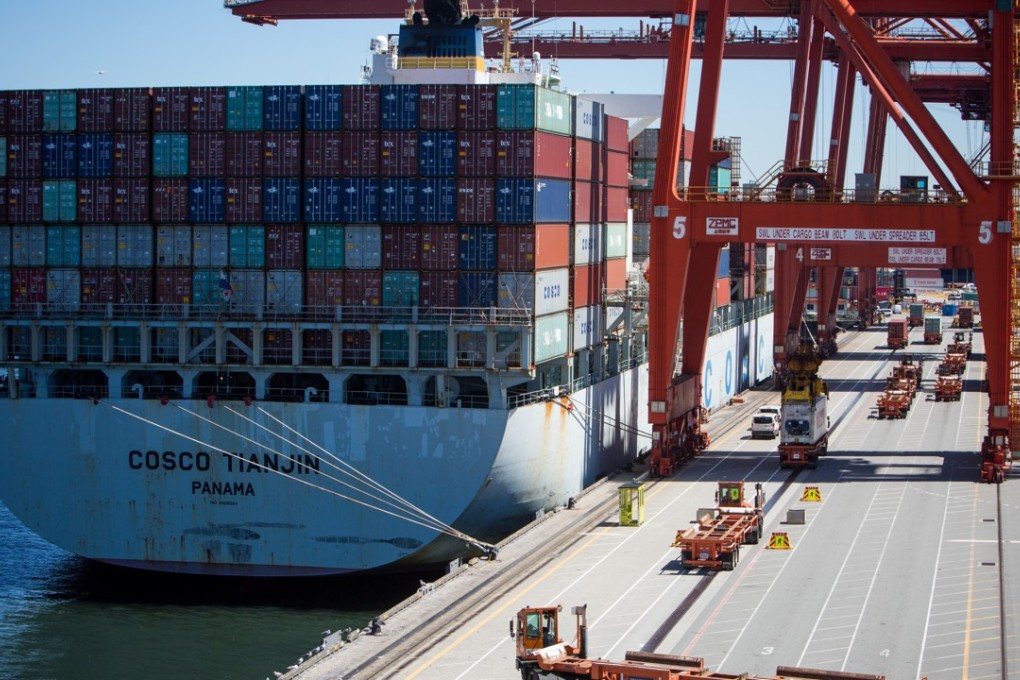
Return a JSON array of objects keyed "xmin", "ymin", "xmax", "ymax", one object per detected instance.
[
  {"xmin": 605, "ymin": 186, "xmax": 629, "ymax": 221},
  {"xmin": 496, "ymin": 131, "xmax": 573, "ymax": 179},
  {"xmin": 605, "ymin": 150, "xmax": 629, "ymax": 187},
  {"xmin": 571, "ymin": 263, "xmax": 604, "ymax": 307},
  {"xmin": 6, "ymin": 91, "xmax": 43, "ymax": 133},
  {"xmin": 379, "ymin": 131, "xmax": 418, "ymax": 176},
  {"xmin": 189, "ymin": 87, "xmax": 227, "ymax": 132},
  {"xmin": 418, "ymin": 85, "xmax": 458, "ymax": 130},
  {"xmin": 7, "ymin": 180, "xmax": 43, "ymax": 223},
  {"xmin": 189, "ymin": 132, "xmax": 227, "ymax": 177},
  {"xmin": 574, "ymin": 138, "xmax": 604, "ymax": 183},
  {"xmin": 225, "ymin": 177, "xmax": 263, "ymax": 223},
  {"xmin": 263, "ymin": 132, "xmax": 301, "ymax": 176},
  {"xmin": 456, "ymin": 131, "xmax": 496, "ymax": 177},
  {"xmin": 265, "ymin": 224, "xmax": 304, "ymax": 268},
  {"xmin": 605, "ymin": 115, "xmax": 628, "ymax": 153},
  {"xmin": 342, "ymin": 85, "xmax": 380, "ymax": 130},
  {"xmin": 77, "ymin": 179, "xmax": 115, "ymax": 223},
  {"xmin": 11, "ymin": 269, "xmax": 47, "ymax": 308},
  {"xmin": 631, "ymin": 190, "xmax": 653, "ymax": 222},
  {"xmin": 113, "ymin": 133, "xmax": 150, "ymax": 177},
  {"xmin": 419, "ymin": 225, "xmax": 457, "ymax": 270},
  {"xmin": 302, "ymin": 329, "xmax": 333, "ymax": 362},
  {"xmin": 81, "ymin": 268, "xmax": 119, "ymax": 305},
  {"xmin": 0, "ymin": 95, "xmax": 7, "ymax": 133},
  {"xmin": 605, "ymin": 258, "xmax": 627, "ymax": 292},
  {"xmin": 456, "ymin": 85, "xmax": 497, "ymax": 130},
  {"xmin": 382, "ymin": 225, "xmax": 420, "ymax": 270},
  {"xmin": 152, "ymin": 178, "xmax": 189, "ymax": 223},
  {"xmin": 112, "ymin": 178, "xmax": 149, "ymax": 223},
  {"xmin": 306, "ymin": 271, "xmax": 344, "ymax": 308},
  {"xmin": 117, "ymin": 267, "xmax": 154, "ymax": 306},
  {"xmin": 456, "ymin": 178, "xmax": 495, "ymax": 223},
  {"xmin": 77, "ymin": 89, "xmax": 115, "ymax": 132},
  {"xmin": 342, "ymin": 270, "xmax": 382, "ymax": 306},
  {"xmin": 114, "ymin": 88, "xmax": 151, "ymax": 132},
  {"xmin": 154, "ymin": 269, "xmax": 192, "ymax": 305},
  {"xmin": 573, "ymin": 180, "xmax": 600, "ymax": 224},
  {"xmin": 7, "ymin": 135, "xmax": 42, "ymax": 178},
  {"xmin": 497, "ymin": 224, "xmax": 571, "ymax": 271},
  {"xmin": 341, "ymin": 132, "xmax": 381, "ymax": 176},
  {"xmin": 419, "ymin": 270, "xmax": 458, "ymax": 308},
  {"xmin": 226, "ymin": 132, "xmax": 263, "ymax": 177},
  {"xmin": 0, "ymin": 182, "xmax": 7, "ymax": 222},
  {"xmin": 152, "ymin": 87, "xmax": 190, "ymax": 132},
  {"xmin": 304, "ymin": 131, "xmax": 343, "ymax": 177},
  {"xmin": 341, "ymin": 330, "xmax": 371, "ymax": 365}
]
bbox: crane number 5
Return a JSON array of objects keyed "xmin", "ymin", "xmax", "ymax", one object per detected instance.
[
  {"xmin": 978, "ymin": 221, "xmax": 993, "ymax": 245},
  {"xmin": 673, "ymin": 216, "xmax": 687, "ymax": 239}
]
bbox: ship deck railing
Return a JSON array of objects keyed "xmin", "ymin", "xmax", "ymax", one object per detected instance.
[{"xmin": 506, "ymin": 347, "xmax": 649, "ymax": 409}]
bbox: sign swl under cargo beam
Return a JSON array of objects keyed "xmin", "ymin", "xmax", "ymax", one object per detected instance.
[
  {"xmin": 755, "ymin": 227, "xmax": 936, "ymax": 242},
  {"xmin": 888, "ymin": 247, "xmax": 947, "ymax": 264}
]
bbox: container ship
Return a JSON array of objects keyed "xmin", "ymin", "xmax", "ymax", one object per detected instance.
[{"xmin": 0, "ymin": 9, "xmax": 775, "ymax": 576}]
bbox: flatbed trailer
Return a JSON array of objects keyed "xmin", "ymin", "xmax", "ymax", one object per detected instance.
[
  {"xmin": 937, "ymin": 352, "xmax": 967, "ymax": 375},
  {"xmin": 877, "ymin": 390, "xmax": 912, "ymax": 418},
  {"xmin": 934, "ymin": 375, "xmax": 962, "ymax": 401},
  {"xmin": 672, "ymin": 482, "xmax": 765, "ymax": 570}
]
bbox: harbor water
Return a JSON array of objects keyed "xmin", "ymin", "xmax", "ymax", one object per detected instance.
[{"xmin": 0, "ymin": 502, "xmax": 440, "ymax": 680}]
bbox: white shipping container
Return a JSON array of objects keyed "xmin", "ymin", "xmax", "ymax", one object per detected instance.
[
  {"xmin": 572, "ymin": 97, "xmax": 602, "ymax": 142},
  {"xmin": 534, "ymin": 311, "xmax": 569, "ymax": 363},
  {"xmin": 604, "ymin": 222, "xmax": 628, "ymax": 259},
  {"xmin": 157, "ymin": 225, "xmax": 193, "ymax": 267},
  {"xmin": 266, "ymin": 270, "xmax": 303, "ymax": 314},
  {"xmin": 12, "ymin": 226, "xmax": 46, "ymax": 266},
  {"xmin": 605, "ymin": 304, "xmax": 625, "ymax": 334},
  {"xmin": 766, "ymin": 245, "xmax": 776, "ymax": 269},
  {"xmin": 81, "ymin": 225, "xmax": 117, "ymax": 267},
  {"xmin": 780, "ymin": 394, "xmax": 828, "ymax": 447},
  {"xmin": 0, "ymin": 226, "xmax": 10, "ymax": 267},
  {"xmin": 497, "ymin": 268, "xmax": 569, "ymax": 316},
  {"xmin": 229, "ymin": 269, "xmax": 265, "ymax": 315},
  {"xmin": 193, "ymin": 225, "xmax": 229, "ymax": 268},
  {"xmin": 117, "ymin": 225, "xmax": 153, "ymax": 267},
  {"xmin": 46, "ymin": 269, "xmax": 81, "ymax": 310},
  {"xmin": 571, "ymin": 223, "xmax": 601, "ymax": 266},
  {"xmin": 344, "ymin": 225, "xmax": 382, "ymax": 269},
  {"xmin": 765, "ymin": 269, "xmax": 775, "ymax": 293},
  {"xmin": 572, "ymin": 304, "xmax": 603, "ymax": 351}
]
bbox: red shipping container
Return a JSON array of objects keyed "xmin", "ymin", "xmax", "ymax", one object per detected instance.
[
  {"xmin": 605, "ymin": 258, "xmax": 627, "ymax": 293},
  {"xmin": 382, "ymin": 225, "xmax": 421, "ymax": 270},
  {"xmin": 263, "ymin": 132, "xmax": 301, "ymax": 176},
  {"xmin": 715, "ymin": 276, "xmax": 731, "ymax": 307},
  {"xmin": 155, "ymin": 268, "xmax": 192, "ymax": 305},
  {"xmin": 631, "ymin": 190, "xmax": 653, "ymax": 223},
  {"xmin": 117, "ymin": 267, "xmax": 154, "ymax": 306},
  {"xmin": 114, "ymin": 88, "xmax": 151, "ymax": 132},
  {"xmin": 225, "ymin": 132, "xmax": 263, "ymax": 177},
  {"xmin": 265, "ymin": 224, "xmax": 304, "ymax": 268},
  {"xmin": 7, "ymin": 135, "xmax": 42, "ymax": 178},
  {"xmin": 304, "ymin": 131, "xmax": 343, "ymax": 177},
  {"xmin": 77, "ymin": 89, "xmax": 115, "ymax": 132},
  {"xmin": 0, "ymin": 182, "xmax": 7, "ymax": 222},
  {"xmin": 189, "ymin": 132, "xmax": 226, "ymax": 177},
  {"xmin": 571, "ymin": 263, "xmax": 604, "ymax": 307},
  {"xmin": 419, "ymin": 225, "xmax": 457, "ymax": 270},
  {"xmin": 342, "ymin": 85, "xmax": 380, "ymax": 130},
  {"xmin": 7, "ymin": 180, "xmax": 43, "ymax": 223},
  {"xmin": 342, "ymin": 270, "xmax": 382, "ymax": 306},
  {"xmin": 418, "ymin": 85, "xmax": 458, "ymax": 130},
  {"xmin": 152, "ymin": 87, "xmax": 189, "ymax": 132},
  {"xmin": 112, "ymin": 178, "xmax": 149, "ymax": 223},
  {"xmin": 77, "ymin": 179, "xmax": 114, "ymax": 223},
  {"xmin": 225, "ymin": 177, "xmax": 263, "ymax": 223},
  {"xmin": 189, "ymin": 87, "xmax": 227, "ymax": 132},
  {"xmin": 496, "ymin": 131, "xmax": 573, "ymax": 179},
  {"xmin": 306, "ymin": 271, "xmax": 345, "ymax": 308},
  {"xmin": 605, "ymin": 115, "xmax": 628, "ymax": 153},
  {"xmin": 379, "ymin": 131, "xmax": 418, "ymax": 176},
  {"xmin": 419, "ymin": 270, "xmax": 458, "ymax": 308},
  {"xmin": 498, "ymin": 224, "xmax": 571, "ymax": 271},
  {"xmin": 605, "ymin": 186, "xmax": 629, "ymax": 221},
  {"xmin": 341, "ymin": 132, "xmax": 380, "ymax": 176},
  {"xmin": 573, "ymin": 180, "xmax": 600, "ymax": 224},
  {"xmin": 81, "ymin": 268, "xmax": 118, "ymax": 305},
  {"xmin": 456, "ymin": 85, "xmax": 497, "ymax": 130},
  {"xmin": 113, "ymin": 133, "xmax": 150, "ymax": 177},
  {"xmin": 573, "ymin": 138, "xmax": 601, "ymax": 183},
  {"xmin": 456, "ymin": 178, "xmax": 495, "ymax": 223},
  {"xmin": 11, "ymin": 269, "xmax": 47, "ymax": 308},
  {"xmin": 152, "ymin": 178, "xmax": 189, "ymax": 223},
  {"xmin": 456, "ymin": 131, "xmax": 496, "ymax": 177},
  {"xmin": 6, "ymin": 91, "xmax": 43, "ymax": 133},
  {"xmin": 605, "ymin": 150, "xmax": 629, "ymax": 187}
]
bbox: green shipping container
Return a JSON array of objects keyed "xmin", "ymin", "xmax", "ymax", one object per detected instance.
[
  {"xmin": 306, "ymin": 225, "xmax": 345, "ymax": 269},
  {"xmin": 382, "ymin": 271, "xmax": 420, "ymax": 307},
  {"xmin": 381, "ymin": 330, "xmax": 409, "ymax": 366},
  {"xmin": 924, "ymin": 316, "xmax": 942, "ymax": 333},
  {"xmin": 534, "ymin": 311, "xmax": 569, "ymax": 363},
  {"xmin": 46, "ymin": 225, "xmax": 82, "ymax": 267},
  {"xmin": 42, "ymin": 180, "xmax": 77, "ymax": 222},
  {"xmin": 152, "ymin": 134, "xmax": 189, "ymax": 177},
  {"xmin": 418, "ymin": 331, "xmax": 448, "ymax": 367},
  {"xmin": 962, "ymin": 291, "xmax": 978, "ymax": 302},
  {"xmin": 226, "ymin": 86, "xmax": 264, "ymax": 131},
  {"xmin": 708, "ymin": 166, "xmax": 732, "ymax": 192},
  {"xmin": 909, "ymin": 303, "xmax": 924, "ymax": 318},
  {"xmin": 43, "ymin": 90, "xmax": 77, "ymax": 132},
  {"xmin": 0, "ymin": 137, "xmax": 6, "ymax": 177},
  {"xmin": 229, "ymin": 225, "xmax": 266, "ymax": 267},
  {"xmin": 604, "ymin": 223, "xmax": 628, "ymax": 259},
  {"xmin": 78, "ymin": 327, "xmax": 103, "ymax": 361},
  {"xmin": 496, "ymin": 85, "xmax": 572, "ymax": 136}
]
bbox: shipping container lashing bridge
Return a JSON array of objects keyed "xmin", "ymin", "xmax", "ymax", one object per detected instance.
[{"xmin": 227, "ymin": 0, "xmax": 1019, "ymax": 483}]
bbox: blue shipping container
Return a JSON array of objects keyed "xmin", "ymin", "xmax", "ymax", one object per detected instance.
[
  {"xmin": 496, "ymin": 178, "xmax": 572, "ymax": 224},
  {"xmin": 264, "ymin": 177, "xmax": 302, "ymax": 223},
  {"xmin": 0, "ymin": 270, "xmax": 9, "ymax": 311},
  {"xmin": 381, "ymin": 85, "xmax": 419, "ymax": 130},
  {"xmin": 380, "ymin": 178, "xmax": 418, "ymax": 224},
  {"xmin": 418, "ymin": 131, "xmax": 457, "ymax": 177},
  {"xmin": 418, "ymin": 178, "xmax": 456, "ymax": 223},
  {"xmin": 188, "ymin": 178, "xmax": 226, "ymax": 223},
  {"xmin": 153, "ymin": 134, "xmax": 189, "ymax": 177},
  {"xmin": 717, "ymin": 248, "xmax": 730, "ymax": 278},
  {"xmin": 458, "ymin": 225, "xmax": 498, "ymax": 270},
  {"xmin": 304, "ymin": 178, "xmax": 343, "ymax": 223},
  {"xmin": 42, "ymin": 180, "xmax": 77, "ymax": 222},
  {"xmin": 263, "ymin": 85, "xmax": 302, "ymax": 131},
  {"xmin": 46, "ymin": 225, "xmax": 82, "ymax": 266},
  {"xmin": 78, "ymin": 133, "xmax": 114, "ymax": 178},
  {"xmin": 340, "ymin": 178, "xmax": 380, "ymax": 223},
  {"xmin": 42, "ymin": 135, "xmax": 77, "ymax": 178},
  {"xmin": 304, "ymin": 85, "xmax": 342, "ymax": 130},
  {"xmin": 458, "ymin": 271, "xmax": 497, "ymax": 308}
]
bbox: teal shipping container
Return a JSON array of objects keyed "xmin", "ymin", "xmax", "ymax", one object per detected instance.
[
  {"xmin": 604, "ymin": 223, "xmax": 628, "ymax": 259},
  {"xmin": 42, "ymin": 180, "xmax": 77, "ymax": 222},
  {"xmin": 908, "ymin": 303, "xmax": 924, "ymax": 319},
  {"xmin": 226, "ymin": 86, "xmax": 264, "ymax": 131},
  {"xmin": 152, "ymin": 134, "xmax": 189, "ymax": 177},
  {"xmin": 961, "ymin": 291, "xmax": 978, "ymax": 302},
  {"xmin": 43, "ymin": 90, "xmax": 77, "ymax": 132},
  {"xmin": 78, "ymin": 327, "xmax": 103, "ymax": 360},
  {"xmin": 306, "ymin": 224, "xmax": 345, "ymax": 269},
  {"xmin": 0, "ymin": 270, "xmax": 9, "ymax": 311},
  {"xmin": 229, "ymin": 225, "xmax": 266, "ymax": 267},
  {"xmin": 496, "ymin": 85, "xmax": 572, "ymax": 136},
  {"xmin": 924, "ymin": 316, "xmax": 942, "ymax": 334},
  {"xmin": 381, "ymin": 330, "xmax": 410, "ymax": 366},
  {"xmin": 114, "ymin": 327, "xmax": 141, "ymax": 360},
  {"xmin": 46, "ymin": 225, "xmax": 82, "ymax": 267},
  {"xmin": 708, "ymin": 165, "xmax": 732, "ymax": 192},
  {"xmin": 418, "ymin": 331, "xmax": 447, "ymax": 367},
  {"xmin": 382, "ymin": 271, "xmax": 420, "ymax": 307},
  {"xmin": 191, "ymin": 269, "xmax": 224, "ymax": 308},
  {"xmin": 534, "ymin": 311, "xmax": 569, "ymax": 363},
  {"xmin": 0, "ymin": 137, "xmax": 6, "ymax": 177}
]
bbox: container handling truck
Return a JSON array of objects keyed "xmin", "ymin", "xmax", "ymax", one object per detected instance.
[
  {"xmin": 887, "ymin": 318, "xmax": 909, "ymax": 349},
  {"xmin": 672, "ymin": 481, "xmax": 765, "ymax": 570},
  {"xmin": 778, "ymin": 344, "xmax": 829, "ymax": 468}
]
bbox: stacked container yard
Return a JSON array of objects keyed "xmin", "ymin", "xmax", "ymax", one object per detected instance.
[{"xmin": 0, "ymin": 83, "xmax": 631, "ymax": 372}]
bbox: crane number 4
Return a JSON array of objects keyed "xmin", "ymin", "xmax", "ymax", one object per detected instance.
[{"xmin": 673, "ymin": 216, "xmax": 687, "ymax": 239}]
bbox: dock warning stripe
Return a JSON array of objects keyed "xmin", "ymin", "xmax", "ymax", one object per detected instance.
[
  {"xmin": 801, "ymin": 486, "xmax": 823, "ymax": 502},
  {"xmin": 767, "ymin": 532, "xmax": 792, "ymax": 550}
]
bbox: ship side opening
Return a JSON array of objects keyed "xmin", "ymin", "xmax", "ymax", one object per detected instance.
[
  {"xmin": 50, "ymin": 369, "xmax": 108, "ymax": 399},
  {"xmin": 345, "ymin": 374, "xmax": 409, "ymax": 406},
  {"xmin": 122, "ymin": 370, "xmax": 184, "ymax": 399},
  {"xmin": 267, "ymin": 373, "xmax": 329, "ymax": 402},
  {"xmin": 194, "ymin": 371, "xmax": 256, "ymax": 400}
]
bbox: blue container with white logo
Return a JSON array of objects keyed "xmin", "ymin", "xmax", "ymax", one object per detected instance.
[
  {"xmin": 304, "ymin": 85, "xmax": 342, "ymax": 130},
  {"xmin": 340, "ymin": 178, "xmax": 380, "ymax": 223},
  {"xmin": 263, "ymin": 85, "xmax": 302, "ymax": 131},
  {"xmin": 497, "ymin": 178, "xmax": 571, "ymax": 223},
  {"xmin": 189, "ymin": 178, "xmax": 226, "ymax": 223},
  {"xmin": 380, "ymin": 178, "xmax": 418, "ymax": 224},
  {"xmin": 304, "ymin": 178, "xmax": 343, "ymax": 223},
  {"xmin": 381, "ymin": 85, "xmax": 419, "ymax": 131},
  {"xmin": 458, "ymin": 225, "xmax": 498, "ymax": 270},
  {"xmin": 263, "ymin": 177, "xmax": 302, "ymax": 222},
  {"xmin": 458, "ymin": 271, "xmax": 497, "ymax": 308},
  {"xmin": 418, "ymin": 131, "xmax": 457, "ymax": 177},
  {"xmin": 78, "ymin": 134, "xmax": 114, "ymax": 178},
  {"xmin": 418, "ymin": 178, "xmax": 456, "ymax": 224},
  {"xmin": 42, "ymin": 135, "xmax": 77, "ymax": 178}
]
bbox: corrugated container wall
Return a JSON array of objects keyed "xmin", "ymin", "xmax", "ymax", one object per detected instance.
[
  {"xmin": 43, "ymin": 90, "xmax": 77, "ymax": 132},
  {"xmin": 226, "ymin": 86, "xmax": 264, "ymax": 131},
  {"xmin": 77, "ymin": 88, "xmax": 114, "ymax": 132},
  {"xmin": 306, "ymin": 224, "xmax": 345, "ymax": 269},
  {"xmin": 456, "ymin": 85, "xmax": 496, "ymax": 130},
  {"xmin": 304, "ymin": 85, "xmax": 342, "ymax": 130},
  {"xmin": 263, "ymin": 85, "xmax": 302, "ymax": 131},
  {"xmin": 534, "ymin": 311, "xmax": 569, "ymax": 362},
  {"xmin": 381, "ymin": 85, "xmax": 419, "ymax": 130},
  {"xmin": 419, "ymin": 85, "xmax": 458, "ymax": 130}
]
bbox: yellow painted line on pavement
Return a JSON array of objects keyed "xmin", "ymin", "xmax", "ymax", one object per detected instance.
[{"xmin": 962, "ymin": 484, "xmax": 979, "ymax": 680}]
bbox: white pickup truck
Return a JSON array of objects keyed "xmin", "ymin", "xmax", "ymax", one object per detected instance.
[{"xmin": 750, "ymin": 406, "xmax": 781, "ymax": 439}]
